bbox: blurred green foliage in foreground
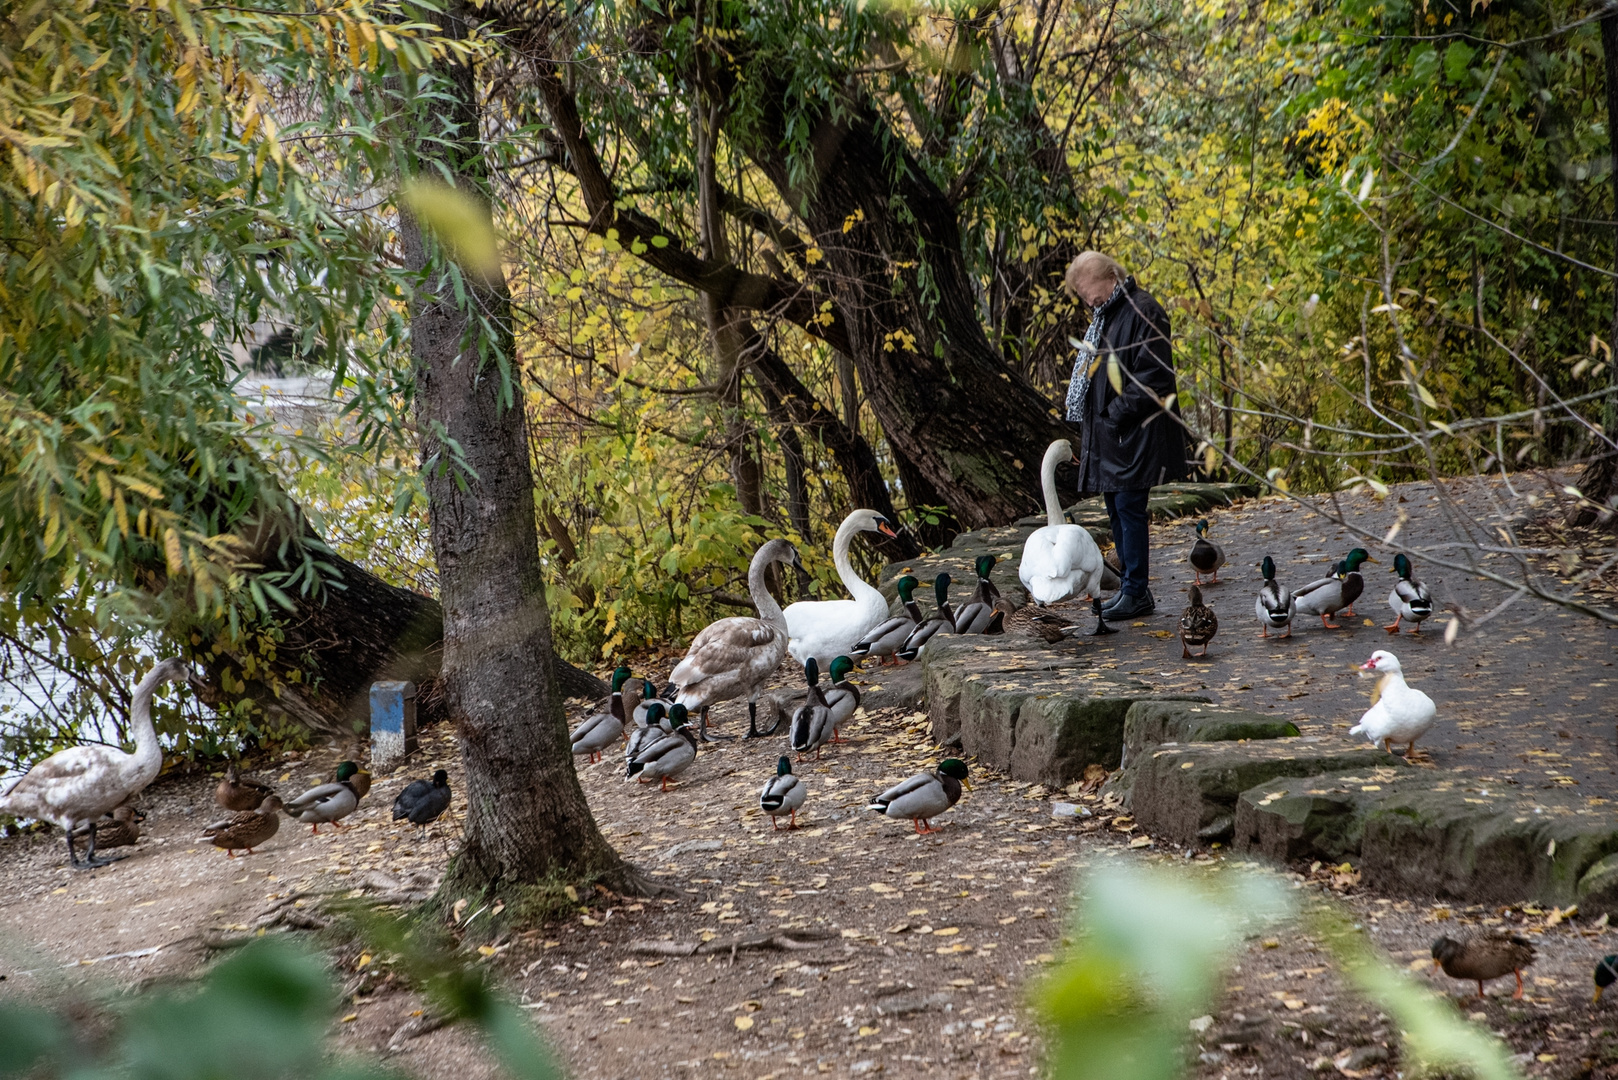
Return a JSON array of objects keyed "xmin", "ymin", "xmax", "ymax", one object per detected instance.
[
  {"xmin": 0, "ymin": 932, "xmax": 559, "ymax": 1080},
  {"xmin": 1035, "ymin": 863, "xmax": 1522, "ymax": 1080}
]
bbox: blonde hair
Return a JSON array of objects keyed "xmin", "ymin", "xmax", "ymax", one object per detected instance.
[{"xmin": 1064, "ymin": 251, "xmax": 1127, "ymax": 295}]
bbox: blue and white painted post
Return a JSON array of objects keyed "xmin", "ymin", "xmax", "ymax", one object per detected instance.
[{"xmin": 370, "ymin": 680, "xmax": 417, "ymax": 772}]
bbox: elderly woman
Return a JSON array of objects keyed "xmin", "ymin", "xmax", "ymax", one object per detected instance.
[{"xmin": 1063, "ymin": 252, "xmax": 1191, "ymax": 619}]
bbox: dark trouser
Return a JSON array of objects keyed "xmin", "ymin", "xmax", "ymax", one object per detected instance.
[{"xmin": 1104, "ymin": 489, "xmax": 1151, "ymax": 597}]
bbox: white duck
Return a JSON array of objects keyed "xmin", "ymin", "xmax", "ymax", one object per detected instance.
[
  {"xmin": 1349, "ymin": 650, "xmax": 1437, "ymax": 759},
  {"xmin": 0, "ymin": 657, "xmax": 192, "ymax": 868},
  {"xmin": 1020, "ymin": 439, "xmax": 1110, "ymax": 631},
  {"xmin": 784, "ymin": 509, "xmax": 899, "ymax": 669},
  {"xmin": 673, "ymin": 538, "xmax": 801, "ymax": 740}
]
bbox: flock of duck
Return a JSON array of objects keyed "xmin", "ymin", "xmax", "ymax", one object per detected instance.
[
  {"xmin": 0, "ymin": 657, "xmax": 454, "ymax": 868},
  {"xmin": 565, "ymin": 436, "xmax": 1448, "ymax": 833},
  {"xmin": 1, "ymin": 440, "xmax": 1615, "ymax": 1007}
]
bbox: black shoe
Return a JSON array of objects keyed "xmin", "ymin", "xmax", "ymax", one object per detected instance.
[{"xmin": 1101, "ymin": 590, "xmax": 1155, "ymax": 619}]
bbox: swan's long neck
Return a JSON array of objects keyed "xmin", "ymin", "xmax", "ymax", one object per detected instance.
[
  {"xmin": 832, "ymin": 517, "xmax": 882, "ymax": 606},
  {"xmin": 1041, "ymin": 448, "xmax": 1066, "ymax": 529},
  {"xmin": 124, "ymin": 665, "xmax": 170, "ymax": 779},
  {"xmin": 749, "ymin": 551, "xmax": 788, "ymax": 632}
]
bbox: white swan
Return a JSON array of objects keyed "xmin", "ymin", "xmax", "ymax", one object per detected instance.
[
  {"xmin": 1019, "ymin": 440, "xmax": 1107, "ymax": 606},
  {"xmin": 784, "ymin": 509, "xmax": 898, "ymax": 668},
  {"xmin": 1349, "ymin": 650, "xmax": 1437, "ymax": 758},
  {"xmin": 0, "ymin": 657, "xmax": 192, "ymax": 868}
]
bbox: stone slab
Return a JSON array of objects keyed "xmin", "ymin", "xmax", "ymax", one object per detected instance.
[
  {"xmin": 1232, "ymin": 768, "xmax": 1446, "ymax": 865},
  {"xmin": 1013, "ymin": 693, "xmax": 1162, "ymax": 785},
  {"xmin": 920, "ymin": 635, "xmax": 1090, "ymax": 748},
  {"xmin": 1233, "ymin": 771, "xmax": 1618, "ymax": 912},
  {"xmin": 1358, "ymin": 785, "xmax": 1618, "ymax": 909},
  {"xmin": 1130, "ymin": 740, "xmax": 1411, "ymax": 846},
  {"xmin": 1579, "ymin": 854, "xmax": 1618, "ymax": 915},
  {"xmin": 1123, "ymin": 700, "xmax": 1297, "ymax": 763}
]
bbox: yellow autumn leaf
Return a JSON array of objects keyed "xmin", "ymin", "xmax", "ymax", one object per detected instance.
[
  {"xmin": 734, "ymin": 1016, "xmax": 754, "ymax": 1031},
  {"xmin": 163, "ymin": 528, "xmax": 184, "ymax": 576},
  {"xmin": 400, "ymin": 179, "xmax": 502, "ymax": 281}
]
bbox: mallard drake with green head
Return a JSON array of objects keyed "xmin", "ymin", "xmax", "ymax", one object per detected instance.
[
  {"xmin": 626, "ymin": 704, "xmax": 697, "ymax": 790},
  {"xmin": 896, "ymin": 574, "xmax": 956, "ymax": 661},
  {"xmin": 1293, "ymin": 559, "xmax": 1362, "ymax": 629},
  {"xmin": 1189, "ymin": 520, "xmax": 1226, "ymax": 585},
  {"xmin": 953, "ymin": 556, "xmax": 1010, "ymax": 634},
  {"xmin": 572, "ymin": 665, "xmax": 631, "ymax": 762},
  {"xmin": 201, "ymin": 794, "xmax": 284, "ymax": 856},
  {"xmin": 1595, "ymin": 955, "xmax": 1617, "ymax": 1002},
  {"xmin": 1338, "ymin": 548, "xmax": 1375, "ymax": 616},
  {"xmin": 1179, "ymin": 585, "xmax": 1218, "ymax": 658},
  {"xmin": 789, "ymin": 658, "xmax": 835, "ymax": 760},
  {"xmin": 631, "ymin": 679, "xmax": 670, "ymax": 727},
  {"xmin": 1384, "ymin": 553, "xmax": 1433, "ymax": 634},
  {"xmin": 1432, "ymin": 931, "xmax": 1536, "ymax": 999},
  {"xmin": 216, "ymin": 763, "xmax": 275, "ymax": 812},
  {"xmin": 284, "ymin": 761, "xmax": 361, "ymax": 833},
  {"xmin": 852, "ymin": 576, "xmax": 924, "ymax": 664},
  {"xmin": 867, "ymin": 759, "xmax": 970, "ymax": 834},
  {"xmin": 759, "ymin": 756, "xmax": 807, "ymax": 831},
  {"xmin": 1253, "ymin": 556, "xmax": 1296, "ymax": 638},
  {"xmin": 820, "ymin": 656, "xmax": 861, "ymax": 741},
  {"xmin": 627, "ymin": 700, "xmax": 674, "ymax": 762}
]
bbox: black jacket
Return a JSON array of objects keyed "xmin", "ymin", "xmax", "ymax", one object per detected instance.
[{"xmin": 1073, "ymin": 280, "xmax": 1192, "ymax": 493}]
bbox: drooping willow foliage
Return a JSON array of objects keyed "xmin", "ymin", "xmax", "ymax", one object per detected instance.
[{"xmin": 0, "ymin": 0, "xmax": 466, "ymax": 765}]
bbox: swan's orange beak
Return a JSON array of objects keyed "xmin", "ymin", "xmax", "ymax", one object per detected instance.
[{"xmin": 878, "ymin": 521, "xmax": 899, "ymax": 538}]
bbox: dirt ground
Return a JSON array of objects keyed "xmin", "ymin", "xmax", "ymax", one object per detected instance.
[
  {"xmin": 3, "ymin": 704, "xmax": 1616, "ymax": 1080},
  {"xmin": 3, "ymin": 475, "xmax": 1617, "ymax": 1079}
]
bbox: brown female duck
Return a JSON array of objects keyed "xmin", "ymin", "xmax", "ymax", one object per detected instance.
[
  {"xmin": 201, "ymin": 794, "xmax": 284, "ymax": 856},
  {"xmin": 1432, "ymin": 931, "xmax": 1536, "ymax": 999},
  {"xmin": 215, "ymin": 763, "xmax": 275, "ymax": 812}
]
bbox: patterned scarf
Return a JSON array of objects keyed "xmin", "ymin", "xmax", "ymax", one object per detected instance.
[{"xmin": 1064, "ymin": 277, "xmax": 1129, "ymax": 423}]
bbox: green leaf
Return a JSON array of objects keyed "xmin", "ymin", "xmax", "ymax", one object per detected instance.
[{"xmin": 1443, "ymin": 42, "xmax": 1476, "ymax": 84}]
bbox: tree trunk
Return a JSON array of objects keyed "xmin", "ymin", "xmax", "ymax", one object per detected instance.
[
  {"xmin": 400, "ymin": 0, "xmax": 644, "ymax": 898},
  {"xmin": 759, "ymin": 382, "xmax": 812, "ymax": 539},
  {"xmin": 738, "ymin": 90, "xmax": 1074, "ymax": 529},
  {"xmin": 1571, "ymin": 7, "xmax": 1618, "ymax": 526}
]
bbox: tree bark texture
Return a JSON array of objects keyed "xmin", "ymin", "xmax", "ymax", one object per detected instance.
[
  {"xmin": 402, "ymin": 3, "xmax": 638, "ymax": 894},
  {"xmin": 1572, "ymin": 6, "xmax": 1618, "ymax": 525}
]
